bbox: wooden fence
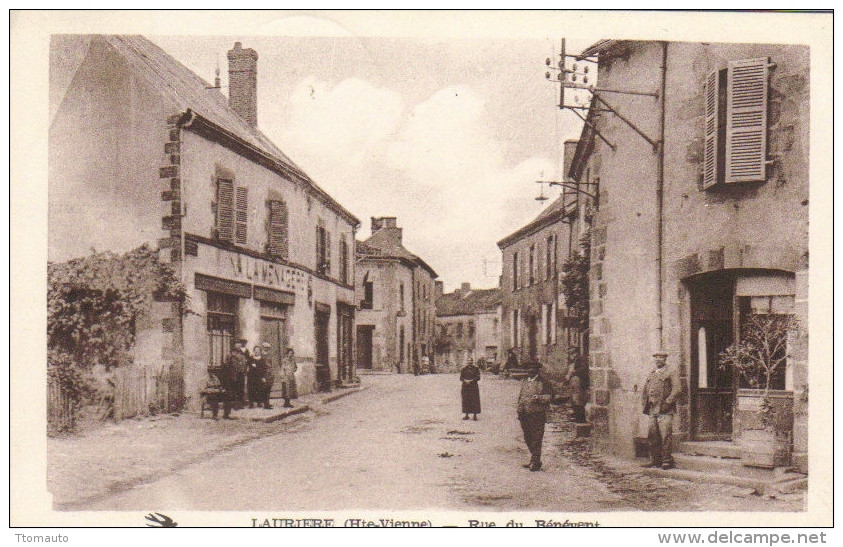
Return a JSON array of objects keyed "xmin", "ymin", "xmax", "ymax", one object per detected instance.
[
  {"xmin": 47, "ymin": 376, "xmax": 76, "ymax": 433},
  {"xmin": 111, "ymin": 364, "xmax": 185, "ymax": 420}
]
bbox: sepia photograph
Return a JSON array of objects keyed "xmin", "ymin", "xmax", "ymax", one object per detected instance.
[{"xmin": 10, "ymin": 9, "xmax": 833, "ymax": 529}]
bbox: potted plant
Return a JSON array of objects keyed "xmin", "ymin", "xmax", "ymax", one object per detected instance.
[{"xmin": 718, "ymin": 313, "xmax": 797, "ymax": 468}]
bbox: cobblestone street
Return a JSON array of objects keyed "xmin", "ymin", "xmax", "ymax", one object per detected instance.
[{"xmin": 51, "ymin": 374, "xmax": 804, "ymax": 512}]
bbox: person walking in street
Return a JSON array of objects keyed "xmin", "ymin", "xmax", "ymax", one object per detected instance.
[
  {"xmin": 641, "ymin": 349, "xmax": 681, "ymax": 470},
  {"xmin": 281, "ymin": 347, "xmax": 298, "ymax": 408},
  {"xmin": 228, "ymin": 339, "xmax": 249, "ymax": 410},
  {"xmin": 517, "ymin": 360, "xmax": 554, "ymax": 471},
  {"xmin": 460, "ymin": 356, "xmax": 481, "ymax": 420}
]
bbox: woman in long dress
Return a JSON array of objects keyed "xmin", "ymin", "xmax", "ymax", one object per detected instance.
[{"xmin": 460, "ymin": 357, "xmax": 481, "ymax": 420}]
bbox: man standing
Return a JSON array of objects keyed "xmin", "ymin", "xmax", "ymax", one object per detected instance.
[
  {"xmin": 229, "ymin": 339, "xmax": 249, "ymax": 409},
  {"xmin": 641, "ymin": 350, "xmax": 681, "ymax": 470},
  {"xmin": 280, "ymin": 347, "xmax": 298, "ymax": 408},
  {"xmin": 517, "ymin": 360, "xmax": 554, "ymax": 471}
]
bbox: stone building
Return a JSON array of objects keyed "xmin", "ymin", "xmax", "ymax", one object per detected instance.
[
  {"xmin": 355, "ymin": 217, "xmax": 438, "ymax": 372},
  {"xmin": 49, "ymin": 35, "xmax": 360, "ymax": 406},
  {"xmin": 567, "ymin": 39, "xmax": 809, "ymax": 471},
  {"xmin": 434, "ymin": 283, "xmax": 502, "ymax": 372},
  {"xmin": 497, "ymin": 141, "xmax": 584, "ymax": 381}
]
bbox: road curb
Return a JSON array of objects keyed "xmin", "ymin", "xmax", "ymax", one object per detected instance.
[
  {"xmin": 322, "ymin": 385, "xmax": 369, "ymax": 404},
  {"xmin": 255, "ymin": 404, "xmax": 311, "ymax": 423}
]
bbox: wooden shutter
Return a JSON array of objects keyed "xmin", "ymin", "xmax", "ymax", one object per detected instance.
[
  {"xmin": 325, "ymin": 231, "xmax": 332, "ymax": 276},
  {"xmin": 267, "ymin": 200, "xmax": 288, "ymax": 258},
  {"xmin": 235, "ymin": 187, "xmax": 248, "ymax": 245},
  {"xmin": 702, "ymin": 69, "xmax": 720, "ymax": 189},
  {"xmin": 726, "ymin": 58, "xmax": 769, "ymax": 183},
  {"xmin": 216, "ymin": 179, "xmax": 234, "ymax": 242}
]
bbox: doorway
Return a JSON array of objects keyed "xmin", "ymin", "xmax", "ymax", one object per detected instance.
[
  {"xmin": 259, "ymin": 301, "xmax": 287, "ymax": 391},
  {"xmin": 357, "ymin": 325, "xmax": 374, "ymax": 369},
  {"xmin": 337, "ymin": 304, "xmax": 354, "ymax": 382},
  {"xmin": 315, "ymin": 307, "xmax": 331, "ymax": 391},
  {"xmin": 689, "ymin": 275, "xmax": 735, "ymax": 440}
]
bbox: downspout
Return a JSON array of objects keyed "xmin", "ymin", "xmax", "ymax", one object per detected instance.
[{"xmin": 656, "ymin": 43, "xmax": 668, "ymax": 348}]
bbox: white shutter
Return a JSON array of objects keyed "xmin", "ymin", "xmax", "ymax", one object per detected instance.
[
  {"xmin": 725, "ymin": 58, "xmax": 769, "ymax": 183},
  {"xmin": 702, "ymin": 69, "xmax": 720, "ymax": 189}
]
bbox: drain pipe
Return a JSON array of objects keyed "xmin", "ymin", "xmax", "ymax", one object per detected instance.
[{"xmin": 656, "ymin": 42, "xmax": 668, "ymax": 349}]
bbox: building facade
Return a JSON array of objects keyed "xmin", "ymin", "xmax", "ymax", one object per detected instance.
[
  {"xmin": 50, "ymin": 36, "xmax": 360, "ymax": 408},
  {"xmin": 434, "ymin": 283, "xmax": 502, "ymax": 372},
  {"xmin": 355, "ymin": 217, "xmax": 438, "ymax": 372},
  {"xmin": 567, "ymin": 40, "xmax": 809, "ymax": 470},
  {"xmin": 497, "ymin": 141, "xmax": 583, "ymax": 381}
]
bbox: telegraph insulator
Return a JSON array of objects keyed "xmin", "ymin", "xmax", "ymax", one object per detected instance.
[
  {"xmin": 573, "ymin": 63, "xmax": 578, "ymax": 71},
  {"xmin": 572, "ymin": 74, "xmax": 577, "ymax": 82},
  {"xmin": 558, "ymin": 61, "xmax": 564, "ymax": 69},
  {"xmin": 546, "ymin": 58, "xmax": 551, "ymax": 66},
  {"xmin": 558, "ymin": 73, "xmax": 563, "ymax": 81},
  {"xmin": 583, "ymin": 75, "xmax": 589, "ymax": 84},
  {"xmin": 546, "ymin": 71, "xmax": 551, "ymax": 79},
  {"xmin": 584, "ymin": 66, "xmax": 589, "ymax": 74}
]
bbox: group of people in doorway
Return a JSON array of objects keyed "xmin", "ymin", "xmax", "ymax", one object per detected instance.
[
  {"xmin": 208, "ymin": 340, "xmax": 299, "ymax": 420},
  {"xmin": 459, "ymin": 348, "xmax": 676, "ymax": 473}
]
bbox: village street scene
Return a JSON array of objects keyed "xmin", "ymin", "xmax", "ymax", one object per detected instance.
[{"xmin": 42, "ymin": 20, "xmax": 816, "ymax": 519}]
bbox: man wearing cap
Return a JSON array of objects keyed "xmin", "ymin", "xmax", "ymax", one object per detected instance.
[
  {"xmin": 641, "ymin": 350, "xmax": 681, "ymax": 470},
  {"xmin": 260, "ymin": 342, "xmax": 275, "ymax": 409},
  {"xmin": 228, "ymin": 339, "xmax": 249, "ymax": 410},
  {"xmin": 517, "ymin": 360, "xmax": 554, "ymax": 471}
]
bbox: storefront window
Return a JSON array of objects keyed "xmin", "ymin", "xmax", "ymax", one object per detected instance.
[{"xmin": 207, "ymin": 292, "xmax": 237, "ymax": 367}]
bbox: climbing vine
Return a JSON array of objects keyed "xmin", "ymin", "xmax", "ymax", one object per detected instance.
[
  {"xmin": 47, "ymin": 244, "xmax": 187, "ymax": 398},
  {"xmin": 560, "ymin": 230, "xmax": 591, "ymax": 334}
]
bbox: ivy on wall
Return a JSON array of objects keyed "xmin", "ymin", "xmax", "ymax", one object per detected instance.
[
  {"xmin": 47, "ymin": 244, "xmax": 187, "ymax": 402},
  {"xmin": 560, "ymin": 231, "xmax": 591, "ymax": 335}
]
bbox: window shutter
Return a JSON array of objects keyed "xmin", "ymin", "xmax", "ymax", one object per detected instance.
[
  {"xmin": 326, "ymin": 231, "xmax": 332, "ymax": 275},
  {"xmin": 216, "ymin": 179, "xmax": 234, "ymax": 242},
  {"xmin": 235, "ymin": 186, "xmax": 248, "ymax": 245},
  {"xmin": 702, "ymin": 69, "xmax": 720, "ymax": 189},
  {"xmin": 726, "ymin": 58, "xmax": 769, "ymax": 183},
  {"xmin": 268, "ymin": 200, "xmax": 288, "ymax": 258}
]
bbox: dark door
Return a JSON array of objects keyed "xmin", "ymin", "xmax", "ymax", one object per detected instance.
[
  {"xmin": 337, "ymin": 306, "xmax": 354, "ymax": 382},
  {"xmin": 527, "ymin": 314, "xmax": 539, "ymax": 361},
  {"xmin": 690, "ymin": 276, "xmax": 735, "ymax": 440},
  {"xmin": 259, "ymin": 302, "xmax": 287, "ymax": 395},
  {"xmin": 315, "ymin": 309, "xmax": 331, "ymax": 391},
  {"xmin": 357, "ymin": 326, "xmax": 374, "ymax": 369}
]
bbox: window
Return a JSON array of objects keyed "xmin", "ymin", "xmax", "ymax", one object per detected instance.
[
  {"xmin": 207, "ymin": 292, "xmax": 237, "ymax": 367},
  {"xmin": 316, "ymin": 225, "xmax": 331, "ymax": 275},
  {"xmin": 399, "ymin": 326, "xmax": 405, "ymax": 364},
  {"xmin": 529, "ymin": 245, "xmax": 535, "ymax": 286},
  {"xmin": 493, "ymin": 317, "xmax": 499, "ymax": 334},
  {"xmin": 215, "ymin": 179, "xmax": 234, "ymax": 242},
  {"xmin": 546, "ymin": 235, "xmax": 555, "ymax": 279},
  {"xmin": 468, "ymin": 320, "xmax": 475, "ymax": 338},
  {"xmin": 362, "ymin": 279, "xmax": 374, "ymax": 309},
  {"xmin": 735, "ymin": 294, "xmax": 795, "ymax": 391},
  {"xmin": 703, "ymin": 58, "xmax": 770, "ymax": 188},
  {"xmin": 339, "ymin": 236, "xmax": 349, "ymax": 284},
  {"xmin": 456, "ymin": 322, "xmax": 463, "ymax": 337},
  {"xmin": 511, "ymin": 309, "xmax": 520, "ymax": 347},
  {"xmin": 267, "ymin": 200, "xmax": 288, "ymax": 259},
  {"xmin": 399, "ymin": 282, "xmax": 405, "ymax": 312},
  {"xmin": 543, "ymin": 303, "xmax": 556, "ymax": 345},
  {"xmin": 235, "ymin": 187, "xmax": 248, "ymax": 245},
  {"xmin": 512, "ymin": 251, "xmax": 519, "ymax": 289}
]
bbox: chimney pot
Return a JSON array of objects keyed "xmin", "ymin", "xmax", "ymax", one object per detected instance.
[{"xmin": 461, "ymin": 282, "xmax": 471, "ymax": 295}]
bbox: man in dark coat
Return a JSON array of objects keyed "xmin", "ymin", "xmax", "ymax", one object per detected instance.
[
  {"xmin": 517, "ymin": 360, "xmax": 554, "ymax": 471},
  {"xmin": 258, "ymin": 342, "xmax": 275, "ymax": 410},
  {"xmin": 228, "ymin": 339, "xmax": 249, "ymax": 409},
  {"xmin": 210, "ymin": 357, "xmax": 236, "ymax": 420},
  {"xmin": 460, "ymin": 357, "xmax": 481, "ymax": 420},
  {"xmin": 641, "ymin": 350, "xmax": 681, "ymax": 469},
  {"xmin": 504, "ymin": 348, "xmax": 519, "ymax": 374}
]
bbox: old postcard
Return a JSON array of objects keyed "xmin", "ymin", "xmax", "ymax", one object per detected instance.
[{"xmin": 9, "ymin": 9, "xmax": 833, "ymax": 529}]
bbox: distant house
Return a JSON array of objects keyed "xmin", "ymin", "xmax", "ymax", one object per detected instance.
[
  {"xmin": 355, "ymin": 217, "xmax": 438, "ymax": 372},
  {"xmin": 434, "ymin": 283, "xmax": 502, "ymax": 372},
  {"xmin": 50, "ymin": 35, "xmax": 360, "ymax": 408}
]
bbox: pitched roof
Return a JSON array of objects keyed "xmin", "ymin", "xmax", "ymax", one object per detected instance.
[
  {"xmin": 497, "ymin": 194, "xmax": 572, "ymax": 249},
  {"xmin": 360, "ymin": 229, "xmax": 438, "ymax": 278},
  {"xmin": 436, "ymin": 287, "xmax": 501, "ymax": 317},
  {"xmin": 91, "ymin": 35, "xmax": 359, "ymax": 226}
]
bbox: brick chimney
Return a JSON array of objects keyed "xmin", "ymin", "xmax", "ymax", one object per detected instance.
[
  {"xmin": 227, "ymin": 42, "xmax": 258, "ymax": 126},
  {"xmin": 370, "ymin": 216, "xmax": 402, "ymax": 243},
  {"xmin": 460, "ymin": 282, "xmax": 471, "ymax": 296}
]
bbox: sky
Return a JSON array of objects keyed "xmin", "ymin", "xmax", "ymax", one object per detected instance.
[{"xmin": 151, "ymin": 30, "xmax": 593, "ymax": 292}]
